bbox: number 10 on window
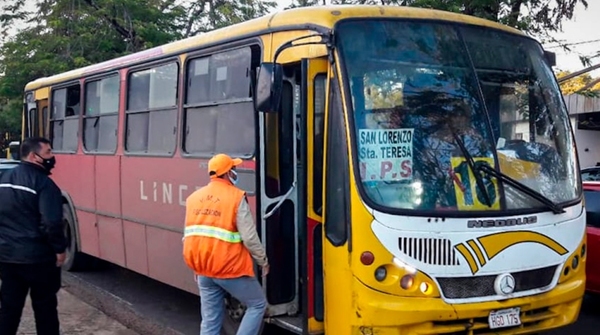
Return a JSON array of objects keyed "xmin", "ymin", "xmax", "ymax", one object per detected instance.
[{"xmin": 450, "ymin": 157, "xmax": 500, "ymax": 210}]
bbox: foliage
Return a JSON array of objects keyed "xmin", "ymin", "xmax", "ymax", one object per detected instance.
[
  {"xmin": 286, "ymin": 0, "xmax": 325, "ymax": 8},
  {"xmin": 0, "ymin": 0, "xmax": 276, "ymax": 137},
  {"xmin": 556, "ymin": 70, "xmax": 600, "ymax": 97},
  {"xmin": 308, "ymin": 0, "xmax": 589, "ymax": 46},
  {"xmin": 0, "ymin": 98, "xmax": 21, "ymax": 146},
  {"xmin": 0, "ymin": 0, "xmax": 590, "ymax": 137}
]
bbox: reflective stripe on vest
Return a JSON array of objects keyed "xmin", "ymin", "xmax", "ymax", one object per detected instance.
[{"xmin": 184, "ymin": 225, "xmax": 242, "ymax": 243}]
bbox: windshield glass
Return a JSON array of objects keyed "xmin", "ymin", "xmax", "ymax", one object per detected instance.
[{"xmin": 336, "ymin": 19, "xmax": 579, "ymax": 213}]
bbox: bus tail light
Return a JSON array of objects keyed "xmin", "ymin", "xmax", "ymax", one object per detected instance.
[{"xmin": 361, "ymin": 251, "xmax": 375, "ymax": 265}]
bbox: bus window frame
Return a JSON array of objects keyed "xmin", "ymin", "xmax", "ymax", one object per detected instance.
[
  {"xmin": 312, "ymin": 73, "xmax": 327, "ymax": 216},
  {"xmin": 323, "ymin": 68, "xmax": 350, "ymax": 247},
  {"xmin": 82, "ymin": 71, "xmax": 121, "ymax": 156},
  {"xmin": 180, "ymin": 39, "xmax": 263, "ymax": 160},
  {"xmin": 123, "ymin": 56, "xmax": 181, "ymax": 158},
  {"xmin": 23, "ymin": 91, "xmax": 34, "ymax": 139},
  {"xmin": 49, "ymin": 79, "xmax": 83, "ymax": 154}
]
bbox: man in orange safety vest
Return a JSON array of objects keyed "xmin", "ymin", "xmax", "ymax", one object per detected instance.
[{"xmin": 183, "ymin": 153, "xmax": 269, "ymax": 335}]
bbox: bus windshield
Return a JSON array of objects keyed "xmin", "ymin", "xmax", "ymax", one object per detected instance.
[{"xmin": 336, "ymin": 19, "xmax": 580, "ymax": 213}]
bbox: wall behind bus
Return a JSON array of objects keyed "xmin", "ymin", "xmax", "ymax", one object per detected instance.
[{"xmin": 565, "ymin": 94, "xmax": 600, "ymax": 169}]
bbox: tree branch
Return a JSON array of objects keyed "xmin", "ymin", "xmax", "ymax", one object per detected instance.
[
  {"xmin": 507, "ymin": 0, "xmax": 524, "ymax": 27},
  {"xmin": 81, "ymin": 0, "xmax": 142, "ymax": 50},
  {"xmin": 184, "ymin": 1, "xmax": 207, "ymax": 37}
]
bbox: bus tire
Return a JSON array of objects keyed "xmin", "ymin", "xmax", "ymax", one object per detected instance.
[
  {"xmin": 61, "ymin": 203, "xmax": 87, "ymax": 272},
  {"xmin": 222, "ymin": 295, "xmax": 265, "ymax": 335}
]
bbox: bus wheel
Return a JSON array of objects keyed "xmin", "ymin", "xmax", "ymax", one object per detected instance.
[
  {"xmin": 61, "ymin": 203, "xmax": 87, "ymax": 272},
  {"xmin": 222, "ymin": 295, "xmax": 266, "ymax": 335}
]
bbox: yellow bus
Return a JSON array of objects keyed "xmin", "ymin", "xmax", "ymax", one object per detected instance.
[{"xmin": 21, "ymin": 5, "xmax": 584, "ymax": 335}]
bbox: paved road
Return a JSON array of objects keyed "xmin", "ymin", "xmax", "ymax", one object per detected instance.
[
  {"xmin": 0, "ymin": 279, "xmax": 137, "ymax": 335},
  {"xmin": 62, "ymin": 259, "xmax": 600, "ymax": 335}
]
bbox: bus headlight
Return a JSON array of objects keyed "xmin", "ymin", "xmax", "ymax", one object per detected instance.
[
  {"xmin": 420, "ymin": 281, "xmax": 431, "ymax": 294},
  {"xmin": 559, "ymin": 236, "xmax": 586, "ymax": 283},
  {"xmin": 572, "ymin": 255, "xmax": 579, "ymax": 270},
  {"xmin": 400, "ymin": 275, "xmax": 414, "ymax": 289},
  {"xmin": 369, "ymin": 256, "xmax": 439, "ymax": 296},
  {"xmin": 374, "ymin": 266, "xmax": 387, "ymax": 282}
]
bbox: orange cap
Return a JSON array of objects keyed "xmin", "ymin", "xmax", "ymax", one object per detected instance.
[{"xmin": 208, "ymin": 153, "xmax": 242, "ymax": 178}]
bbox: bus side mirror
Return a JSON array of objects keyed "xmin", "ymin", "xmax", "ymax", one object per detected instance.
[
  {"xmin": 254, "ymin": 63, "xmax": 283, "ymax": 113},
  {"xmin": 544, "ymin": 51, "xmax": 556, "ymax": 67}
]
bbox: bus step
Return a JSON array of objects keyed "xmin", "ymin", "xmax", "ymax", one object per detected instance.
[{"xmin": 267, "ymin": 315, "xmax": 303, "ymax": 334}]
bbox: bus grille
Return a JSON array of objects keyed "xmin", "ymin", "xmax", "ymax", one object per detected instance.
[
  {"xmin": 398, "ymin": 237, "xmax": 461, "ymax": 266},
  {"xmin": 436, "ymin": 265, "xmax": 557, "ymax": 299}
]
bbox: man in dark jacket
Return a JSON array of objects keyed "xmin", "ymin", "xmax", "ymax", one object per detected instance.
[{"xmin": 0, "ymin": 137, "xmax": 67, "ymax": 335}]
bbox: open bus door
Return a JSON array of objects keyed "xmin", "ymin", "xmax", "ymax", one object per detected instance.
[
  {"xmin": 253, "ymin": 52, "xmax": 331, "ymax": 334},
  {"xmin": 22, "ymin": 90, "xmax": 49, "ymax": 140}
]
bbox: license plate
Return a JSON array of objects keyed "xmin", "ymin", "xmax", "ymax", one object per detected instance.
[{"xmin": 488, "ymin": 307, "xmax": 521, "ymax": 329}]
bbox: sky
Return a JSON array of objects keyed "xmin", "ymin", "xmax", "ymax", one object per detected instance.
[{"xmin": 273, "ymin": 0, "xmax": 598, "ymax": 74}]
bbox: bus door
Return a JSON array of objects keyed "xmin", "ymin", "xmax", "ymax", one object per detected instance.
[
  {"xmin": 38, "ymin": 99, "xmax": 49, "ymax": 138},
  {"xmin": 302, "ymin": 57, "xmax": 328, "ymax": 334},
  {"xmin": 23, "ymin": 91, "xmax": 49, "ymax": 139},
  {"xmin": 258, "ymin": 62, "xmax": 303, "ymax": 317},
  {"xmin": 24, "ymin": 92, "xmax": 37, "ymax": 138}
]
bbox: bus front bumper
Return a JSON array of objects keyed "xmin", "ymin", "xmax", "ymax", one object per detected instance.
[{"xmin": 351, "ymin": 276, "xmax": 584, "ymax": 335}]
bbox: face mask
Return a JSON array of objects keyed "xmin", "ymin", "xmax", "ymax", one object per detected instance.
[
  {"xmin": 229, "ymin": 169, "xmax": 239, "ymax": 185},
  {"xmin": 36, "ymin": 154, "xmax": 56, "ymax": 173}
]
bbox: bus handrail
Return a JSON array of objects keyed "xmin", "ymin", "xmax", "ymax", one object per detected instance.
[{"xmin": 264, "ymin": 181, "xmax": 297, "ymax": 220}]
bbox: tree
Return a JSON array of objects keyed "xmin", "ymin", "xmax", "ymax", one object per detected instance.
[
  {"xmin": 182, "ymin": 0, "xmax": 276, "ymax": 36},
  {"xmin": 0, "ymin": 98, "xmax": 21, "ymax": 144},
  {"xmin": 286, "ymin": 0, "xmax": 325, "ymax": 8},
  {"xmin": 0, "ymin": 0, "xmax": 276, "ymax": 137},
  {"xmin": 556, "ymin": 70, "xmax": 600, "ymax": 96},
  {"xmin": 297, "ymin": 0, "xmax": 587, "ymax": 44}
]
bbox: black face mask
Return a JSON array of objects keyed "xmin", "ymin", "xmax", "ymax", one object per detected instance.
[{"xmin": 36, "ymin": 154, "xmax": 56, "ymax": 173}]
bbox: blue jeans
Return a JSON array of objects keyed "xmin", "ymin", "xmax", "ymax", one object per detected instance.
[{"xmin": 198, "ymin": 275, "xmax": 267, "ymax": 335}]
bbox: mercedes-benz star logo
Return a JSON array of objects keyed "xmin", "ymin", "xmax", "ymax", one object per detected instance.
[{"xmin": 494, "ymin": 273, "xmax": 516, "ymax": 295}]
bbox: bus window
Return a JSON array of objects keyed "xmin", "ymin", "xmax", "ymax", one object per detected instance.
[
  {"xmin": 51, "ymin": 84, "xmax": 80, "ymax": 152},
  {"xmin": 84, "ymin": 75, "xmax": 119, "ymax": 153},
  {"xmin": 183, "ymin": 47, "xmax": 255, "ymax": 157},
  {"xmin": 126, "ymin": 62, "xmax": 178, "ymax": 154},
  {"xmin": 324, "ymin": 77, "xmax": 349, "ymax": 246},
  {"xmin": 313, "ymin": 74, "xmax": 326, "ymax": 215},
  {"xmin": 28, "ymin": 107, "xmax": 38, "ymax": 138}
]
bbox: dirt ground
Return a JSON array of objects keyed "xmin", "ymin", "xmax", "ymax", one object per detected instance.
[{"xmin": 15, "ymin": 287, "xmax": 138, "ymax": 335}]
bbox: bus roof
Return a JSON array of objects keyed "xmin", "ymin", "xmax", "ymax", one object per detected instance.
[{"xmin": 24, "ymin": 5, "xmax": 525, "ymax": 91}]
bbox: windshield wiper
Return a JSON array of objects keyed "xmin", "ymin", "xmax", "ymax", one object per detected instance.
[
  {"xmin": 476, "ymin": 163, "xmax": 565, "ymax": 214},
  {"xmin": 451, "ymin": 130, "xmax": 565, "ymax": 214},
  {"xmin": 450, "ymin": 131, "xmax": 493, "ymax": 207}
]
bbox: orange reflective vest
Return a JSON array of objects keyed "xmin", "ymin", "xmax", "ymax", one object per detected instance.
[{"xmin": 182, "ymin": 178, "xmax": 254, "ymax": 279}]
